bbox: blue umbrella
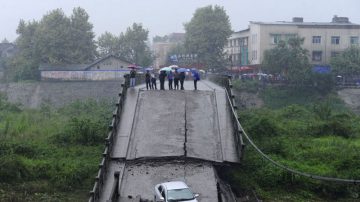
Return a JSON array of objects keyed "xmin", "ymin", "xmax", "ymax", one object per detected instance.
[
  {"xmin": 145, "ymin": 67, "xmax": 154, "ymax": 71},
  {"xmin": 160, "ymin": 67, "xmax": 172, "ymax": 72},
  {"xmin": 191, "ymin": 68, "xmax": 198, "ymax": 73},
  {"xmin": 177, "ymin": 68, "xmax": 188, "ymax": 73}
]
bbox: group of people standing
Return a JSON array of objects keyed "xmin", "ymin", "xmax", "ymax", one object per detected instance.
[{"xmin": 132, "ymin": 68, "xmax": 200, "ymax": 90}]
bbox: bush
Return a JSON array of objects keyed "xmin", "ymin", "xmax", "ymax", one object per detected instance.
[
  {"xmin": 53, "ymin": 116, "xmax": 106, "ymax": 145},
  {"xmin": 0, "ymin": 155, "xmax": 33, "ymax": 183},
  {"xmin": 233, "ymin": 79, "xmax": 260, "ymax": 93}
]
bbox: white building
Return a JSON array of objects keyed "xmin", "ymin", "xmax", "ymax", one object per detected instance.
[{"xmin": 225, "ymin": 16, "xmax": 360, "ymax": 68}]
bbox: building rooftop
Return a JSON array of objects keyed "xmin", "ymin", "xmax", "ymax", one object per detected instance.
[
  {"xmin": 250, "ymin": 21, "xmax": 360, "ymax": 27},
  {"xmin": 39, "ymin": 54, "xmax": 132, "ymax": 71},
  {"xmin": 250, "ymin": 16, "xmax": 360, "ymax": 28}
]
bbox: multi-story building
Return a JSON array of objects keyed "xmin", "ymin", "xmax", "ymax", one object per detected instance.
[
  {"xmin": 226, "ymin": 16, "xmax": 360, "ymax": 68},
  {"xmin": 152, "ymin": 33, "xmax": 185, "ymax": 69}
]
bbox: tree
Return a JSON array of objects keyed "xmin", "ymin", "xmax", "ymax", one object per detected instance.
[
  {"xmin": 34, "ymin": 9, "xmax": 72, "ymax": 64},
  {"xmin": 69, "ymin": 7, "xmax": 97, "ymax": 63},
  {"xmin": 97, "ymin": 32, "xmax": 120, "ymax": 56},
  {"xmin": 97, "ymin": 23, "xmax": 153, "ymax": 66},
  {"xmin": 262, "ymin": 37, "xmax": 311, "ymax": 85},
  {"xmin": 1, "ymin": 38, "xmax": 9, "ymax": 43},
  {"xmin": 5, "ymin": 20, "xmax": 40, "ymax": 81},
  {"xmin": 331, "ymin": 46, "xmax": 360, "ymax": 76},
  {"xmin": 122, "ymin": 23, "xmax": 152, "ymax": 66},
  {"xmin": 184, "ymin": 5, "xmax": 232, "ymax": 70},
  {"xmin": 6, "ymin": 7, "xmax": 97, "ymax": 81}
]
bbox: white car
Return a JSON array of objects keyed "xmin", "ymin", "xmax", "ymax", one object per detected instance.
[{"xmin": 154, "ymin": 181, "xmax": 199, "ymax": 202}]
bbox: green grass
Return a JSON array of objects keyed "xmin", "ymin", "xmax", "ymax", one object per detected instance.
[
  {"xmin": 230, "ymin": 83, "xmax": 360, "ymax": 201},
  {"xmin": 0, "ymin": 97, "xmax": 113, "ymax": 201}
]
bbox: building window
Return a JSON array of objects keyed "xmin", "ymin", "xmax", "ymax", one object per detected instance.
[
  {"xmin": 252, "ymin": 50, "xmax": 257, "ymax": 60},
  {"xmin": 252, "ymin": 34, "xmax": 257, "ymax": 44},
  {"xmin": 271, "ymin": 34, "xmax": 281, "ymax": 44},
  {"xmin": 331, "ymin": 51, "xmax": 340, "ymax": 57},
  {"xmin": 350, "ymin": 36, "xmax": 359, "ymax": 45},
  {"xmin": 312, "ymin": 36, "xmax": 321, "ymax": 44},
  {"xmin": 312, "ymin": 51, "xmax": 322, "ymax": 61},
  {"xmin": 331, "ymin": 36, "xmax": 340, "ymax": 45},
  {"xmin": 284, "ymin": 34, "xmax": 296, "ymax": 41}
]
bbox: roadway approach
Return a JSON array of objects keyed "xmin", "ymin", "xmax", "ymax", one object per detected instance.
[{"xmin": 99, "ymin": 80, "xmax": 239, "ymax": 202}]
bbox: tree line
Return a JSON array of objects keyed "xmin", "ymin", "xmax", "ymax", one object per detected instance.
[{"xmin": 3, "ymin": 7, "xmax": 152, "ymax": 81}]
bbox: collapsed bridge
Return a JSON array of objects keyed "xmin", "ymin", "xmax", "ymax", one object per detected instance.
[{"xmin": 89, "ymin": 77, "xmax": 245, "ymax": 202}]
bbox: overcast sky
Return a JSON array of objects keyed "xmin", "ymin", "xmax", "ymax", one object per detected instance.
[{"xmin": 1, "ymin": 0, "xmax": 360, "ymax": 42}]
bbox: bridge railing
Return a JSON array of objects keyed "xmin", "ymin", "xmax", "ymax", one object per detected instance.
[
  {"xmin": 207, "ymin": 74, "xmax": 246, "ymax": 160},
  {"xmin": 89, "ymin": 74, "xmax": 147, "ymax": 202},
  {"xmin": 88, "ymin": 76, "xmax": 129, "ymax": 202}
]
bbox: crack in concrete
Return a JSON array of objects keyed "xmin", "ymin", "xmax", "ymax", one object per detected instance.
[{"xmin": 184, "ymin": 93, "xmax": 188, "ymax": 157}]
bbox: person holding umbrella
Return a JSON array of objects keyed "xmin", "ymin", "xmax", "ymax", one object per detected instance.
[
  {"xmin": 173, "ymin": 69, "xmax": 180, "ymax": 90},
  {"xmin": 145, "ymin": 70, "xmax": 151, "ymax": 90},
  {"xmin": 151, "ymin": 73, "xmax": 157, "ymax": 90},
  {"xmin": 177, "ymin": 68, "xmax": 187, "ymax": 90},
  {"xmin": 129, "ymin": 67, "xmax": 136, "ymax": 87},
  {"xmin": 167, "ymin": 70, "xmax": 174, "ymax": 90},
  {"xmin": 192, "ymin": 68, "xmax": 200, "ymax": 90},
  {"xmin": 159, "ymin": 70, "xmax": 167, "ymax": 90}
]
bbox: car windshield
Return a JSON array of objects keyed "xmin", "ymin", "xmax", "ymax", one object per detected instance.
[{"xmin": 167, "ymin": 188, "xmax": 194, "ymax": 201}]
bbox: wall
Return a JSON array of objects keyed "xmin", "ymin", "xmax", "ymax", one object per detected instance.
[
  {"xmin": 0, "ymin": 81, "xmax": 123, "ymax": 108},
  {"xmin": 41, "ymin": 70, "xmax": 129, "ymax": 81}
]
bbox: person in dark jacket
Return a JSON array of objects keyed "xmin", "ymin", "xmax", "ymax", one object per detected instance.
[
  {"xmin": 179, "ymin": 71, "xmax": 186, "ymax": 90},
  {"xmin": 159, "ymin": 70, "xmax": 167, "ymax": 90},
  {"xmin": 145, "ymin": 70, "xmax": 151, "ymax": 90},
  {"xmin": 151, "ymin": 73, "xmax": 157, "ymax": 90},
  {"xmin": 173, "ymin": 69, "xmax": 180, "ymax": 90},
  {"xmin": 167, "ymin": 70, "xmax": 173, "ymax": 90}
]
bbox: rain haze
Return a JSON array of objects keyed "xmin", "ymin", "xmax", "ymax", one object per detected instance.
[{"xmin": 1, "ymin": 0, "xmax": 360, "ymax": 42}]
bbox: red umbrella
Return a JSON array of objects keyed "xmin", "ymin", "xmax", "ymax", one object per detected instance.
[
  {"xmin": 239, "ymin": 66, "xmax": 254, "ymax": 71},
  {"xmin": 128, "ymin": 64, "xmax": 137, "ymax": 69}
]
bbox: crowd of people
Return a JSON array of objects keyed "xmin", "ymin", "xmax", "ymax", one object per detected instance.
[{"xmin": 129, "ymin": 68, "xmax": 201, "ymax": 90}]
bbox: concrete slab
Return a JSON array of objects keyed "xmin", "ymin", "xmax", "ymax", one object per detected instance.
[
  {"xmin": 202, "ymin": 80, "xmax": 239, "ymax": 162},
  {"xmin": 185, "ymin": 91, "xmax": 223, "ymax": 162},
  {"xmin": 126, "ymin": 90, "xmax": 186, "ymax": 159},
  {"xmin": 118, "ymin": 160, "xmax": 218, "ymax": 202},
  {"xmin": 112, "ymin": 86, "xmax": 142, "ymax": 158}
]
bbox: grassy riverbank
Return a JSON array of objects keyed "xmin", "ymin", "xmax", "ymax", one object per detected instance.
[
  {"xmin": 0, "ymin": 96, "xmax": 113, "ymax": 201},
  {"xmin": 229, "ymin": 81, "xmax": 360, "ymax": 201}
]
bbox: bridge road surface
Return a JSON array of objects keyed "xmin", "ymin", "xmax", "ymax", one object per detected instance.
[{"xmin": 99, "ymin": 80, "xmax": 239, "ymax": 201}]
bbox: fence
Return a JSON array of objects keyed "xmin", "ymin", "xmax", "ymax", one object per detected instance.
[
  {"xmin": 88, "ymin": 76, "xmax": 128, "ymax": 202},
  {"xmin": 207, "ymin": 74, "xmax": 246, "ymax": 160},
  {"xmin": 88, "ymin": 73, "xmax": 147, "ymax": 202}
]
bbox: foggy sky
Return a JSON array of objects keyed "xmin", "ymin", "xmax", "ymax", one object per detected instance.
[{"xmin": 1, "ymin": 0, "xmax": 360, "ymax": 42}]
